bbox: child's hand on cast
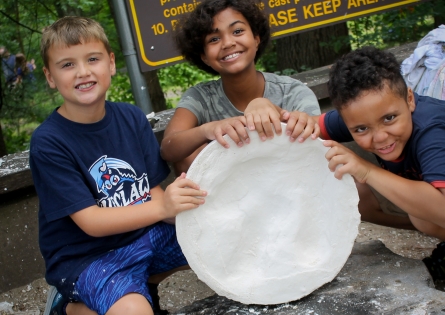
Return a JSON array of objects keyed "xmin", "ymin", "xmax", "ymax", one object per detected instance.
[
  {"xmin": 244, "ymin": 98, "xmax": 286, "ymax": 141},
  {"xmin": 163, "ymin": 173, "xmax": 207, "ymax": 218},
  {"xmin": 323, "ymin": 140, "xmax": 374, "ymax": 183},
  {"xmin": 201, "ymin": 116, "xmax": 249, "ymax": 148},
  {"xmin": 282, "ymin": 111, "xmax": 319, "ymax": 142}
]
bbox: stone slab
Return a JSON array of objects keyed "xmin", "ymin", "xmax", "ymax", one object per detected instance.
[{"xmin": 172, "ymin": 240, "xmax": 445, "ymax": 315}]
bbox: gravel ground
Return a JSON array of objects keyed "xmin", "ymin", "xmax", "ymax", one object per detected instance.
[{"xmin": 0, "ymin": 222, "xmax": 443, "ymax": 314}]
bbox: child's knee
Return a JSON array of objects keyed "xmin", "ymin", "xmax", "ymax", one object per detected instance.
[{"xmin": 106, "ymin": 293, "xmax": 153, "ymax": 315}]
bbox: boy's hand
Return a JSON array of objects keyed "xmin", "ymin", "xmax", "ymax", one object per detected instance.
[
  {"xmin": 163, "ymin": 173, "xmax": 207, "ymax": 218},
  {"xmin": 201, "ymin": 116, "xmax": 249, "ymax": 148},
  {"xmin": 323, "ymin": 140, "xmax": 373, "ymax": 183},
  {"xmin": 244, "ymin": 98, "xmax": 286, "ymax": 141},
  {"xmin": 282, "ymin": 111, "xmax": 319, "ymax": 142}
]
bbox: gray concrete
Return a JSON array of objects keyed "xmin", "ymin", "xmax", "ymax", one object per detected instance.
[
  {"xmin": 0, "ymin": 187, "xmax": 43, "ymax": 294},
  {"xmin": 172, "ymin": 241, "xmax": 445, "ymax": 315}
]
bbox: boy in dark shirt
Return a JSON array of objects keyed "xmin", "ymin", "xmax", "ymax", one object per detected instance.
[
  {"xmin": 31, "ymin": 16, "xmax": 206, "ymax": 315},
  {"xmin": 318, "ymin": 46, "xmax": 445, "ymax": 280}
]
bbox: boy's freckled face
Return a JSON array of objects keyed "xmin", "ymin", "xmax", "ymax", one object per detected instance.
[
  {"xmin": 341, "ymin": 86, "xmax": 415, "ymax": 161},
  {"xmin": 201, "ymin": 7, "xmax": 259, "ymax": 76},
  {"xmin": 43, "ymin": 40, "xmax": 116, "ymax": 110}
]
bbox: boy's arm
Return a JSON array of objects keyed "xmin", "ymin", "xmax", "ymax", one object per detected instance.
[
  {"xmin": 70, "ymin": 175, "xmax": 206, "ymax": 237},
  {"xmin": 366, "ymin": 168, "xmax": 445, "ymax": 229},
  {"xmin": 145, "ymin": 184, "xmax": 173, "ymax": 224},
  {"xmin": 324, "ymin": 140, "xmax": 445, "ymax": 229}
]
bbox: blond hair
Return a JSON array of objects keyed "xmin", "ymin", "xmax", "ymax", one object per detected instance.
[{"xmin": 41, "ymin": 16, "xmax": 112, "ymax": 68}]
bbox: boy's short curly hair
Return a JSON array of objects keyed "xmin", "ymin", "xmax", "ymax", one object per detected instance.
[
  {"xmin": 174, "ymin": 0, "xmax": 270, "ymax": 75},
  {"xmin": 328, "ymin": 46, "xmax": 408, "ymax": 111},
  {"xmin": 41, "ymin": 16, "xmax": 111, "ymax": 68}
]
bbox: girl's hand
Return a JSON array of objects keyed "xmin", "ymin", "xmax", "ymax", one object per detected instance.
[
  {"xmin": 244, "ymin": 98, "xmax": 286, "ymax": 141},
  {"xmin": 163, "ymin": 173, "xmax": 207, "ymax": 218},
  {"xmin": 200, "ymin": 116, "xmax": 249, "ymax": 148},
  {"xmin": 282, "ymin": 111, "xmax": 319, "ymax": 142},
  {"xmin": 323, "ymin": 140, "xmax": 373, "ymax": 183}
]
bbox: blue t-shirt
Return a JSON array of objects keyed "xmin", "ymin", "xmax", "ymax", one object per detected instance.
[
  {"xmin": 320, "ymin": 93, "xmax": 445, "ymax": 188},
  {"xmin": 29, "ymin": 101, "xmax": 170, "ymax": 297}
]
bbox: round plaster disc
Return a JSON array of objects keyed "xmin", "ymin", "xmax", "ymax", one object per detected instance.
[{"xmin": 176, "ymin": 123, "xmax": 360, "ymax": 305}]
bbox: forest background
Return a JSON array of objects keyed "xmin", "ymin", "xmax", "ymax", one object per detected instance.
[{"xmin": 0, "ymin": 0, "xmax": 444, "ymax": 157}]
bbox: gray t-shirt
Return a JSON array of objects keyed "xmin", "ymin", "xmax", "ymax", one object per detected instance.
[{"xmin": 177, "ymin": 71, "xmax": 320, "ymax": 125}]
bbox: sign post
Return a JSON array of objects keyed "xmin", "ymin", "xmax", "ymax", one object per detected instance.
[{"xmin": 112, "ymin": 0, "xmax": 153, "ymax": 114}]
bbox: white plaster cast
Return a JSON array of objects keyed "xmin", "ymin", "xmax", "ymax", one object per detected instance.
[{"xmin": 176, "ymin": 123, "xmax": 360, "ymax": 305}]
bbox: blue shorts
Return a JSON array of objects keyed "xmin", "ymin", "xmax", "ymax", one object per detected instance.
[{"xmin": 73, "ymin": 222, "xmax": 187, "ymax": 315}]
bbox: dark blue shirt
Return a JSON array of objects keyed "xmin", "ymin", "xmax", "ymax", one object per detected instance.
[
  {"xmin": 321, "ymin": 94, "xmax": 445, "ymax": 188},
  {"xmin": 29, "ymin": 101, "xmax": 170, "ymax": 297}
]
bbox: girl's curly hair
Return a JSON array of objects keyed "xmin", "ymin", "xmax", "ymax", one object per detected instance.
[{"xmin": 174, "ymin": 0, "xmax": 270, "ymax": 75}]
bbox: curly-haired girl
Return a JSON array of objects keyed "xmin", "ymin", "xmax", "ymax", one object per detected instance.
[{"xmin": 161, "ymin": 0, "xmax": 321, "ymax": 174}]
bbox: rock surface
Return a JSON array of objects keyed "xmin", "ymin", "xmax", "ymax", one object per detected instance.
[
  {"xmin": 171, "ymin": 240, "xmax": 445, "ymax": 315},
  {"xmin": 1, "ymin": 222, "xmax": 444, "ymax": 314}
]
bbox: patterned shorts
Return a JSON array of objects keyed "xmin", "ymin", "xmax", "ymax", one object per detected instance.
[{"xmin": 73, "ymin": 222, "xmax": 187, "ymax": 315}]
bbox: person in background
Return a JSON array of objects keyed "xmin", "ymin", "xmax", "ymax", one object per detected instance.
[
  {"xmin": 0, "ymin": 46, "xmax": 17, "ymax": 86},
  {"xmin": 14, "ymin": 53, "xmax": 36, "ymax": 85}
]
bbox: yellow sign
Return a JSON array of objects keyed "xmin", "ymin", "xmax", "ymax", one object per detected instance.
[{"xmin": 125, "ymin": 0, "xmax": 427, "ymax": 71}]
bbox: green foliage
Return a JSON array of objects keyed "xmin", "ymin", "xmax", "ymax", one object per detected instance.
[
  {"xmin": 0, "ymin": 0, "xmax": 123, "ymax": 155},
  {"xmin": 1, "ymin": 79, "xmax": 56, "ymax": 153},
  {"xmin": 3, "ymin": 125, "xmax": 31, "ymax": 153},
  {"xmin": 158, "ymin": 62, "xmax": 217, "ymax": 94},
  {"xmin": 158, "ymin": 62, "xmax": 217, "ymax": 108},
  {"xmin": 109, "ymin": 63, "xmax": 217, "ymax": 109},
  {"xmin": 274, "ymin": 68, "xmax": 298, "ymax": 76},
  {"xmin": 257, "ymin": 41, "xmax": 277, "ymax": 73},
  {"xmin": 107, "ymin": 72, "xmax": 135, "ymax": 104},
  {"xmin": 319, "ymin": 35, "xmax": 352, "ymax": 54},
  {"xmin": 58, "ymin": 0, "xmax": 98, "ymax": 13},
  {"xmin": 347, "ymin": 2, "xmax": 442, "ymax": 49}
]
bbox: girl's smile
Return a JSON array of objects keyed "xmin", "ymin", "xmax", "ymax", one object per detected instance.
[{"xmin": 201, "ymin": 7, "xmax": 259, "ymax": 76}]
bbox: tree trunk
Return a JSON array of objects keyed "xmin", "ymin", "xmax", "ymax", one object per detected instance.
[
  {"xmin": 143, "ymin": 70, "xmax": 167, "ymax": 113},
  {"xmin": 433, "ymin": 0, "xmax": 445, "ymax": 28},
  {"xmin": 14, "ymin": 1, "xmax": 25, "ymax": 54},
  {"xmin": 0, "ymin": 124, "xmax": 8, "ymax": 157},
  {"xmin": 276, "ymin": 23, "xmax": 351, "ymax": 73}
]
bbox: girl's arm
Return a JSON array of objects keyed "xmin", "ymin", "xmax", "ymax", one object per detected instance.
[
  {"xmin": 161, "ymin": 108, "xmax": 210, "ymax": 163},
  {"xmin": 161, "ymin": 108, "xmax": 249, "ymax": 163},
  {"xmin": 171, "ymin": 143, "xmax": 208, "ymax": 176}
]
